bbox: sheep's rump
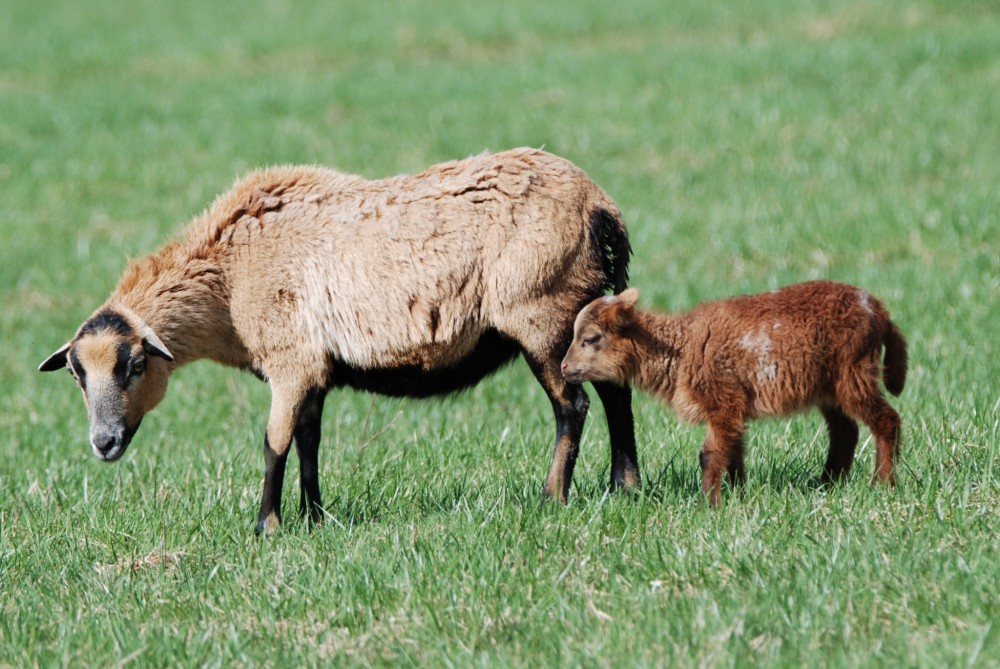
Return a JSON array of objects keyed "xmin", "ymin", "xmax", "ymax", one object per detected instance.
[{"xmin": 194, "ymin": 148, "xmax": 625, "ymax": 382}]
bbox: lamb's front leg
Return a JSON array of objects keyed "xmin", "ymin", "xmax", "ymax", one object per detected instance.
[
  {"xmin": 699, "ymin": 419, "xmax": 745, "ymax": 506},
  {"xmin": 256, "ymin": 383, "xmax": 307, "ymax": 535}
]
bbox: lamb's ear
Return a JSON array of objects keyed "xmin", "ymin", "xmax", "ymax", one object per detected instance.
[
  {"xmin": 141, "ymin": 329, "xmax": 174, "ymax": 362},
  {"xmin": 604, "ymin": 287, "xmax": 638, "ymax": 331},
  {"xmin": 618, "ymin": 287, "xmax": 640, "ymax": 307},
  {"xmin": 39, "ymin": 342, "xmax": 71, "ymax": 372},
  {"xmin": 602, "ymin": 305, "xmax": 633, "ymax": 334},
  {"xmin": 610, "ymin": 306, "xmax": 636, "ymax": 331}
]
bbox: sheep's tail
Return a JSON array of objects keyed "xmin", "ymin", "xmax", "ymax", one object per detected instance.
[
  {"xmin": 881, "ymin": 315, "xmax": 908, "ymax": 397},
  {"xmin": 589, "ymin": 206, "xmax": 631, "ymax": 294}
]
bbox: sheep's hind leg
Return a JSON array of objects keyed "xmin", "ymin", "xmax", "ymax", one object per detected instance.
[
  {"xmin": 294, "ymin": 387, "xmax": 327, "ymax": 526},
  {"xmin": 256, "ymin": 384, "xmax": 307, "ymax": 535},
  {"xmin": 820, "ymin": 405, "xmax": 859, "ymax": 484},
  {"xmin": 593, "ymin": 381, "xmax": 641, "ymax": 493},
  {"xmin": 524, "ymin": 352, "xmax": 589, "ymax": 503}
]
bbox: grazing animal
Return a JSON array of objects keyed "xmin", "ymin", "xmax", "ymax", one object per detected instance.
[
  {"xmin": 560, "ymin": 281, "xmax": 907, "ymax": 505},
  {"xmin": 39, "ymin": 148, "xmax": 640, "ymax": 534}
]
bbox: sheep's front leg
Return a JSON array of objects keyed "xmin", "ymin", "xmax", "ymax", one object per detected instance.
[{"xmin": 256, "ymin": 385, "xmax": 304, "ymax": 535}]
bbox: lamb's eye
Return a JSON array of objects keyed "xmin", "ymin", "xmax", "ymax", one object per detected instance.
[{"xmin": 583, "ymin": 333, "xmax": 602, "ymax": 346}]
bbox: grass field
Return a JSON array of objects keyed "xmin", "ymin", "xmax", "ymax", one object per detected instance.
[{"xmin": 2, "ymin": 0, "xmax": 998, "ymax": 666}]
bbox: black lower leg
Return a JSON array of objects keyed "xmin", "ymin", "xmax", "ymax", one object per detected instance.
[
  {"xmin": 294, "ymin": 389, "xmax": 326, "ymax": 524},
  {"xmin": 545, "ymin": 389, "xmax": 588, "ymax": 501},
  {"xmin": 256, "ymin": 436, "xmax": 289, "ymax": 535},
  {"xmin": 522, "ymin": 349, "xmax": 589, "ymax": 503},
  {"xmin": 593, "ymin": 381, "xmax": 641, "ymax": 492}
]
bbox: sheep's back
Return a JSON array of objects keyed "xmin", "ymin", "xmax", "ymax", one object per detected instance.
[{"xmin": 199, "ymin": 149, "xmax": 607, "ymax": 369}]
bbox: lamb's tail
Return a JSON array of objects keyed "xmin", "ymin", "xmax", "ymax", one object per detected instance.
[
  {"xmin": 589, "ymin": 207, "xmax": 631, "ymax": 294},
  {"xmin": 881, "ymin": 317, "xmax": 908, "ymax": 397}
]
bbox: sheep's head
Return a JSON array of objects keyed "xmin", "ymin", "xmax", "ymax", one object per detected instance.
[
  {"xmin": 561, "ymin": 288, "xmax": 640, "ymax": 386},
  {"xmin": 39, "ymin": 308, "xmax": 174, "ymax": 462}
]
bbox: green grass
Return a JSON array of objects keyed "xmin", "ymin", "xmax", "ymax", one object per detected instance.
[{"xmin": 2, "ymin": 0, "xmax": 999, "ymax": 666}]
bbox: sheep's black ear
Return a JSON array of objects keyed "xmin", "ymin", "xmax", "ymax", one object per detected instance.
[
  {"xmin": 39, "ymin": 342, "xmax": 71, "ymax": 372},
  {"xmin": 142, "ymin": 330, "xmax": 174, "ymax": 362}
]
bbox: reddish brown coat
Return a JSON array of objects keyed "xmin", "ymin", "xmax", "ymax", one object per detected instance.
[{"xmin": 562, "ymin": 280, "xmax": 907, "ymax": 504}]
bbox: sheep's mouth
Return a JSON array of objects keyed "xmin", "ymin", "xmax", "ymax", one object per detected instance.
[
  {"xmin": 91, "ymin": 419, "xmax": 142, "ymax": 462},
  {"xmin": 98, "ymin": 444, "xmax": 128, "ymax": 462}
]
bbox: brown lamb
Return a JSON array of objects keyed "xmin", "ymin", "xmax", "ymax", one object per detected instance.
[
  {"xmin": 561, "ymin": 280, "xmax": 907, "ymax": 505},
  {"xmin": 39, "ymin": 148, "xmax": 640, "ymax": 534}
]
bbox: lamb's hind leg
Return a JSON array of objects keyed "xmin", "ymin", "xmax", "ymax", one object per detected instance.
[
  {"xmin": 294, "ymin": 387, "xmax": 327, "ymax": 526},
  {"xmin": 837, "ymin": 369, "xmax": 902, "ymax": 486},
  {"xmin": 524, "ymin": 351, "xmax": 589, "ymax": 503},
  {"xmin": 820, "ymin": 405, "xmax": 859, "ymax": 484},
  {"xmin": 592, "ymin": 381, "xmax": 641, "ymax": 493}
]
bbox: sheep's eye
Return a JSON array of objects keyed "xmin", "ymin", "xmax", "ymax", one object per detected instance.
[
  {"xmin": 130, "ymin": 358, "xmax": 146, "ymax": 377},
  {"xmin": 67, "ymin": 364, "xmax": 85, "ymax": 389},
  {"xmin": 583, "ymin": 333, "xmax": 602, "ymax": 346}
]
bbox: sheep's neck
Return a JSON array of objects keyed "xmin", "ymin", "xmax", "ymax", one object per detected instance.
[
  {"xmin": 109, "ymin": 252, "xmax": 249, "ymax": 369},
  {"xmin": 628, "ymin": 311, "xmax": 686, "ymax": 402}
]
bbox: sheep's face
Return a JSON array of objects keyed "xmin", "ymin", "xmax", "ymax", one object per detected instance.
[
  {"xmin": 39, "ymin": 309, "xmax": 173, "ymax": 462},
  {"xmin": 561, "ymin": 288, "xmax": 639, "ymax": 386}
]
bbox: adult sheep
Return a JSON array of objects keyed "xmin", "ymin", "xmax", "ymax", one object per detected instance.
[{"xmin": 39, "ymin": 148, "xmax": 639, "ymax": 534}]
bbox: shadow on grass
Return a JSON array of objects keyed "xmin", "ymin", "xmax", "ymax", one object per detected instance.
[
  {"xmin": 613, "ymin": 450, "xmax": 890, "ymax": 507},
  {"xmin": 268, "ymin": 445, "xmax": 916, "ymax": 537}
]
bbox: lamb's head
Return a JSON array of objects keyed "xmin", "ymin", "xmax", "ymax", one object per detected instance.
[
  {"xmin": 39, "ymin": 308, "xmax": 174, "ymax": 462},
  {"xmin": 561, "ymin": 288, "xmax": 640, "ymax": 386}
]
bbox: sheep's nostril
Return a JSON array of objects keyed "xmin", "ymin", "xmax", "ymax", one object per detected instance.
[{"xmin": 91, "ymin": 431, "xmax": 119, "ymax": 456}]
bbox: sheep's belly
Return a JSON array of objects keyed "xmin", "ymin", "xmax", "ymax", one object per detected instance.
[{"xmin": 327, "ymin": 328, "xmax": 520, "ymax": 398}]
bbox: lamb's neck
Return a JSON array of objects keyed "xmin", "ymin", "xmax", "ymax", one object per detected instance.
[
  {"xmin": 628, "ymin": 311, "xmax": 687, "ymax": 401},
  {"xmin": 109, "ymin": 254, "xmax": 249, "ymax": 368}
]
